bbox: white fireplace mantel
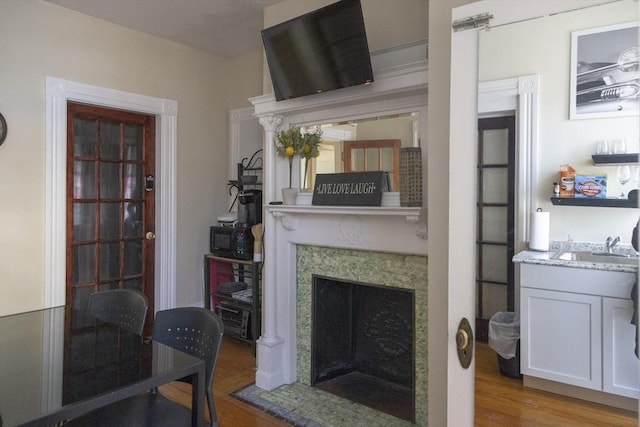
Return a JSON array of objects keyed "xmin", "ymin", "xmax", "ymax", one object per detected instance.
[
  {"xmin": 251, "ymin": 41, "xmax": 428, "ymax": 392},
  {"xmin": 256, "ymin": 203, "xmax": 428, "ymax": 391},
  {"xmin": 270, "ymin": 205, "xmax": 427, "ymax": 248}
]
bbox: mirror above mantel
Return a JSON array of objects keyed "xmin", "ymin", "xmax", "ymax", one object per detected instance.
[
  {"xmin": 297, "ymin": 112, "xmax": 420, "ymax": 191},
  {"xmin": 249, "ymin": 40, "xmax": 428, "ymax": 207}
]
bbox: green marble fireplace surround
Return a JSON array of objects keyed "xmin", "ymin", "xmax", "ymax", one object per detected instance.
[{"xmin": 296, "ymin": 245, "xmax": 428, "ymax": 422}]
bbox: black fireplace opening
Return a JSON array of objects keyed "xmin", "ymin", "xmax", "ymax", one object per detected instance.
[{"xmin": 311, "ymin": 275, "xmax": 415, "ymax": 422}]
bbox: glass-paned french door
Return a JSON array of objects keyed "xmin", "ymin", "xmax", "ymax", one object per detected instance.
[
  {"xmin": 476, "ymin": 116, "xmax": 515, "ymax": 342},
  {"xmin": 66, "ymin": 102, "xmax": 155, "ymax": 332}
]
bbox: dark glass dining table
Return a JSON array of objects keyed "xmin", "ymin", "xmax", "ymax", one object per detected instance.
[{"xmin": 0, "ymin": 306, "xmax": 205, "ymax": 427}]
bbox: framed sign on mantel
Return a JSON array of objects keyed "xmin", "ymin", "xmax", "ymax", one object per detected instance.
[
  {"xmin": 569, "ymin": 21, "xmax": 640, "ymax": 120},
  {"xmin": 312, "ymin": 171, "xmax": 390, "ymax": 206}
]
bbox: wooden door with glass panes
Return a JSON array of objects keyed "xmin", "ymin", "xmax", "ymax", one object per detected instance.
[{"xmin": 66, "ymin": 102, "xmax": 155, "ymax": 333}]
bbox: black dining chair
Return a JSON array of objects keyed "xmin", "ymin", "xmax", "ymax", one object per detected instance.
[
  {"xmin": 87, "ymin": 289, "xmax": 149, "ymax": 336},
  {"xmin": 66, "ymin": 307, "xmax": 224, "ymax": 427}
]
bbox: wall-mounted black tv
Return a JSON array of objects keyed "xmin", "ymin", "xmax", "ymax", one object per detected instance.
[{"xmin": 261, "ymin": 0, "xmax": 374, "ymax": 101}]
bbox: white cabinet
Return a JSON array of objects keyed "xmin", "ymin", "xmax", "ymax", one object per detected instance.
[
  {"xmin": 603, "ymin": 297, "xmax": 639, "ymax": 398},
  {"xmin": 519, "ymin": 263, "xmax": 637, "ymax": 399},
  {"xmin": 521, "ymin": 287, "xmax": 602, "ymax": 390}
]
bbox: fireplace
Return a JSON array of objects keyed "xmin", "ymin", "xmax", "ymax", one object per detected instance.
[
  {"xmin": 311, "ymin": 275, "xmax": 414, "ymax": 421},
  {"xmin": 293, "ymin": 242, "xmax": 426, "ymax": 422},
  {"xmin": 250, "ymin": 39, "xmax": 429, "ymax": 425}
]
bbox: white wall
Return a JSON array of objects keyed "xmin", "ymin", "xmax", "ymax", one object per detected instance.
[
  {"xmin": 480, "ymin": 0, "xmax": 640, "ymax": 244},
  {"xmin": 0, "ymin": 0, "xmax": 231, "ymax": 314}
]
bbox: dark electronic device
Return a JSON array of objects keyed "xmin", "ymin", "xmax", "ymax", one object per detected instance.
[
  {"xmin": 237, "ymin": 189, "xmax": 262, "ymax": 226},
  {"xmin": 261, "ymin": 0, "xmax": 374, "ymax": 101},
  {"xmin": 210, "ymin": 225, "xmax": 254, "ymax": 260},
  {"xmin": 215, "ymin": 302, "xmax": 252, "ymax": 339}
]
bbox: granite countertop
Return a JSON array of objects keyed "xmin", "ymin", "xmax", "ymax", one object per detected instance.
[{"xmin": 513, "ymin": 241, "xmax": 639, "ymax": 273}]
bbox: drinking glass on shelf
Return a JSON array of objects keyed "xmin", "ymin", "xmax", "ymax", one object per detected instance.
[
  {"xmin": 616, "ymin": 165, "xmax": 631, "ymax": 198},
  {"xmin": 612, "ymin": 138, "xmax": 627, "ymax": 154},
  {"xmin": 595, "ymin": 139, "xmax": 610, "ymax": 155}
]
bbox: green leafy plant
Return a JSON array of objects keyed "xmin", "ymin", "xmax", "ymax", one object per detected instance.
[
  {"xmin": 275, "ymin": 125, "xmax": 304, "ymax": 189},
  {"xmin": 300, "ymin": 127, "xmax": 323, "ymax": 189}
]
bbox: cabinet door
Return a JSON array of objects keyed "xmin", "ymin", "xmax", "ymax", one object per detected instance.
[
  {"xmin": 603, "ymin": 297, "xmax": 639, "ymax": 398},
  {"xmin": 521, "ymin": 287, "xmax": 602, "ymax": 390}
]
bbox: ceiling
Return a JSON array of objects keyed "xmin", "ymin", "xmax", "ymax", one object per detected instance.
[{"xmin": 44, "ymin": 0, "xmax": 287, "ymax": 58}]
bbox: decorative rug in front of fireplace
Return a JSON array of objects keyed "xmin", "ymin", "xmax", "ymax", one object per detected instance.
[{"xmin": 231, "ymin": 382, "xmax": 414, "ymax": 427}]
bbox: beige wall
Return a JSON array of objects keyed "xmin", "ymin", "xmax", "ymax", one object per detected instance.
[
  {"xmin": 226, "ymin": 48, "xmax": 265, "ymax": 110},
  {"xmin": 0, "ymin": 0, "xmax": 231, "ymax": 314},
  {"xmin": 355, "ymin": 116, "xmax": 416, "ymax": 147}
]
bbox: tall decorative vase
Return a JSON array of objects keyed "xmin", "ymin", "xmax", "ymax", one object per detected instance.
[
  {"xmin": 282, "ymin": 188, "xmax": 298, "ymax": 205},
  {"xmin": 399, "ymin": 147, "xmax": 423, "ymax": 207}
]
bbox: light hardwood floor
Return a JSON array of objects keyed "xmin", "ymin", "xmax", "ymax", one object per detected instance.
[{"xmin": 160, "ymin": 337, "xmax": 638, "ymax": 426}]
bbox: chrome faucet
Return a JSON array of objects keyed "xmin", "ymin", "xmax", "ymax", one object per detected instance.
[{"xmin": 605, "ymin": 236, "xmax": 620, "ymax": 253}]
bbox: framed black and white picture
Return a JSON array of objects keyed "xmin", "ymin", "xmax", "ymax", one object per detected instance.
[{"xmin": 570, "ymin": 21, "xmax": 640, "ymax": 120}]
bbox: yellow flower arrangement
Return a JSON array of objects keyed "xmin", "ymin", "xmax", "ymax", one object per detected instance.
[{"xmin": 275, "ymin": 125, "xmax": 304, "ymax": 189}]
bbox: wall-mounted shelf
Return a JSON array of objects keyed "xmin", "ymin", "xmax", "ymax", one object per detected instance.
[
  {"xmin": 592, "ymin": 153, "xmax": 640, "ymax": 165},
  {"xmin": 550, "ymin": 197, "xmax": 636, "ymax": 208}
]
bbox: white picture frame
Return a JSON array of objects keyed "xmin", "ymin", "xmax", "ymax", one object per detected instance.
[{"xmin": 569, "ymin": 21, "xmax": 640, "ymax": 120}]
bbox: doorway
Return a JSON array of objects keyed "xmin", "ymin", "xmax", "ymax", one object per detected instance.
[
  {"xmin": 475, "ymin": 116, "xmax": 516, "ymax": 342},
  {"xmin": 66, "ymin": 102, "xmax": 156, "ymax": 333}
]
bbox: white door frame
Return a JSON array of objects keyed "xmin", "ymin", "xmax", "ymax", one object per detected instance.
[
  {"xmin": 447, "ymin": 1, "xmax": 611, "ymax": 425},
  {"xmin": 44, "ymin": 76, "xmax": 178, "ymax": 312}
]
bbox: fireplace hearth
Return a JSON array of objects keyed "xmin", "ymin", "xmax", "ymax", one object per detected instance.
[{"xmin": 311, "ymin": 275, "xmax": 414, "ymax": 422}]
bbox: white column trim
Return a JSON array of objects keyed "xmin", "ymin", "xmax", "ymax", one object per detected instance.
[
  {"xmin": 44, "ymin": 76, "xmax": 177, "ymax": 312},
  {"xmin": 255, "ymin": 114, "xmax": 287, "ymax": 390}
]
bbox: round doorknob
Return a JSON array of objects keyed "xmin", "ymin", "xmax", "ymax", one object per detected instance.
[
  {"xmin": 456, "ymin": 328, "xmax": 469, "ymax": 350},
  {"xmin": 145, "ymin": 232, "xmax": 156, "ymax": 240},
  {"xmin": 456, "ymin": 317, "xmax": 474, "ymax": 369}
]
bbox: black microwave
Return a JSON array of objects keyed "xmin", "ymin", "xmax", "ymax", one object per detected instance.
[{"xmin": 210, "ymin": 225, "xmax": 254, "ymax": 260}]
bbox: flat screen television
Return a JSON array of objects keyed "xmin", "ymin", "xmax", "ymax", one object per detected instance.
[{"xmin": 261, "ymin": 0, "xmax": 374, "ymax": 101}]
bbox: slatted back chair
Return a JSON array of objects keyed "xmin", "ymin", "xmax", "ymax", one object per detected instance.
[{"xmin": 87, "ymin": 289, "xmax": 149, "ymax": 336}]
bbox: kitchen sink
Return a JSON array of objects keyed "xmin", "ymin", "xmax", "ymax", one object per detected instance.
[{"xmin": 556, "ymin": 250, "xmax": 640, "ymax": 266}]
